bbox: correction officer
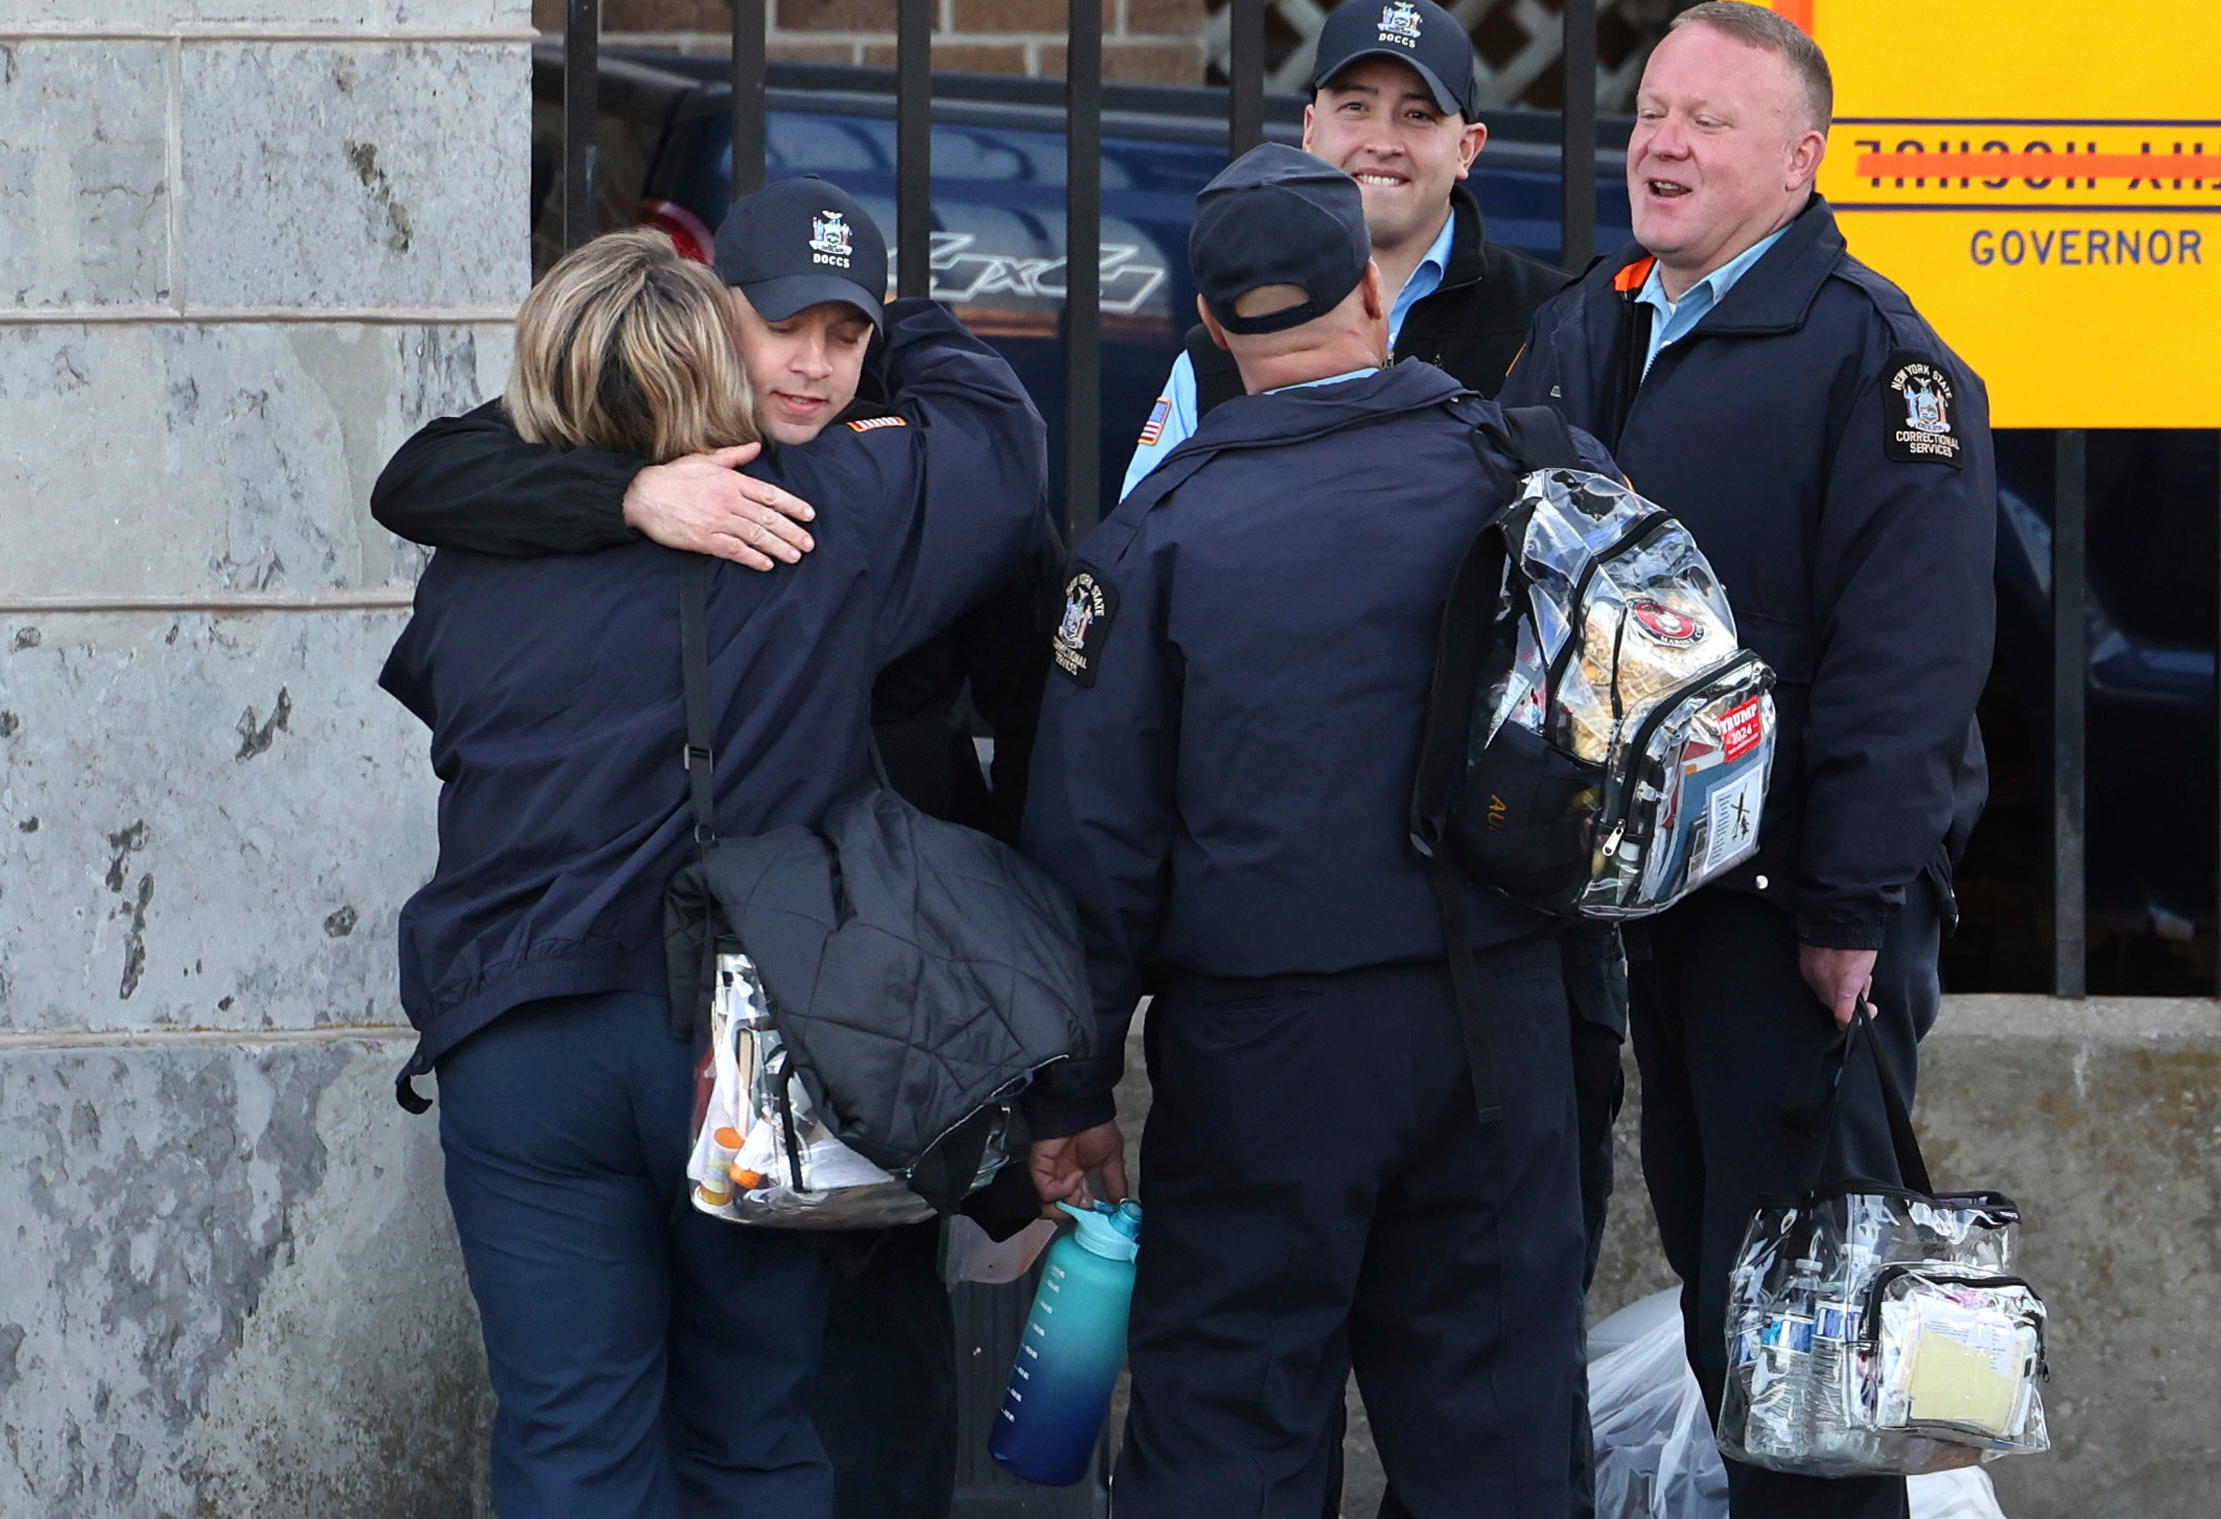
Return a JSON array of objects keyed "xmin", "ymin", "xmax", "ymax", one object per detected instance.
[
  {"xmin": 1500, "ymin": 8, "xmax": 1995, "ymax": 1517},
  {"xmin": 1022, "ymin": 143, "xmax": 1623, "ymax": 1519}
]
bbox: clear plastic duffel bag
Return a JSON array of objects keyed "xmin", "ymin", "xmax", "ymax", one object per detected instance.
[
  {"xmin": 685, "ymin": 952, "xmax": 1009, "ymax": 1229},
  {"xmin": 1719, "ymin": 1003, "xmax": 2050, "ymax": 1477}
]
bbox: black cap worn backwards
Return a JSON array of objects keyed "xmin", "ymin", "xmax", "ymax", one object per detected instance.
[
  {"xmin": 712, "ymin": 176, "xmax": 888, "ymax": 330},
  {"xmin": 1310, "ymin": 0, "xmax": 1479, "ymax": 121},
  {"xmin": 1189, "ymin": 144, "xmax": 1372, "ymax": 337}
]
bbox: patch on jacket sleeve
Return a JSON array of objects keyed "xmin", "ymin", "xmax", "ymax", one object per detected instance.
[
  {"xmin": 1051, "ymin": 567, "xmax": 1118, "ymax": 687},
  {"xmin": 847, "ymin": 414, "xmax": 907, "ymax": 432},
  {"xmin": 1880, "ymin": 352, "xmax": 1963, "ymax": 468},
  {"xmin": 1137, "ymin": 396, "xmax": 1172, "ymax": 447}
]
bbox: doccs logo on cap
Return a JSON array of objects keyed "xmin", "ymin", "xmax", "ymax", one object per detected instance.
[
  {"xmin": 1378, "ymin": 0, "xmax": 1423, "ymax": 47},
  {"xmin": 809, "ymin": 211, "xmax": 854, "ymax": 269},
  {"xmin": 1630, "ymin": 598, "xmax": 1706, "ymax": 648}
]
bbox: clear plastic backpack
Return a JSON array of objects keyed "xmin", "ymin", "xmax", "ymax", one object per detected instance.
[{"xmin": 1413, "ymin": 408, "xmax": 1778, "ymax": 921}]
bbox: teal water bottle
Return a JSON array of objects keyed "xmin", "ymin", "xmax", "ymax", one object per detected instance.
[{"xmin": 989, "ymin": 1199, "xmax": 1143, "ymax": 1485}]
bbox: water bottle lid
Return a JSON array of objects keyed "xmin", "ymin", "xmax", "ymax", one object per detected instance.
[{"xmin": 1058, "ymin": 1199, "xmax": 1142, "ymax": 1262}]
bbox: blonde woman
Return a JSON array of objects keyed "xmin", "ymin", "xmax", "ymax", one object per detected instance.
[{"xmin": 378, "ymin": 229, "xmax": 1046, "ymax": 1519}]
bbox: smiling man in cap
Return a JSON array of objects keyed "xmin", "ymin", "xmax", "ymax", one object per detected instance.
[
  {"xmin": 1501, "ymin": 10, "xmax": 1995, "ymax": 1518},
  {"xmin": 1022, "ymin": 142, "xmax": 1623, "ymax": 1518},
  {"xmin": 1119, "ymin": 0, "xmax": 1565, "ymax": 496}
]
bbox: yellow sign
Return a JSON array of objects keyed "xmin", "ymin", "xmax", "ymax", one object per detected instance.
[{"xmin": 1759, "ymin": 1, "xmax": 2221, "ymax": 427}]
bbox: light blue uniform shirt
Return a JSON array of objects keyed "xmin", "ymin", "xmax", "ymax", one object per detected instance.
[
  {"xmin": 1636, "ymin": 226, "xmax": 1788, "ymax": 378},
  {"xmin": 1271, "ymin": 366, "xmax": 1381, "ymax": 395},
  {"xmin": 1119, "ymin": 211, "xmax": 1459, "ymax": 498}
]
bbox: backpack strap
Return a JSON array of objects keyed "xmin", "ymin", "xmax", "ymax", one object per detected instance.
[
  {"xmin": 1184, "ymin": 322, "xmax": 1246, "ymax": 419},
  {"xmin": 1409, "ymin": 500, "xmax": 1517, "ymax": 1126},
  {"xmin": 1406, "ymin": 401, "xmax": 1581, "ymax": 1128},
  {"xmin": 1493, "ymin": 403, "xmax": 1583, "ymax": 472}
]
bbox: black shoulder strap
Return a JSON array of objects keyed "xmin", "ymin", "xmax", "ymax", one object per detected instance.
[
  {"xmin": 1408, "ymin": 501, "xmax": 1517, "ymax": 1127},
  {"xmin": 680, "ymin": 552, "xmax": 892, "ymax": 842},
  {"xmin": 680, "ymin": 557, "xmax": 717, "ymax": 850},
  {"xmin": 1184, "ymin": 323, "xmax": 1246, "ymax": 419},
  {"xmin": 1494, "ymin": 404, "xmax": 1582, "ymax": 473},
  {"xmin": 1410, "ymin": 526, "xmax": 1507, "ymax": 857}
]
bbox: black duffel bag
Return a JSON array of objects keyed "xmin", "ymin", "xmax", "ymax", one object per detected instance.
[{"xmin": 663, "ymin": 559, "xmax": 1092, "ymax": 1219}]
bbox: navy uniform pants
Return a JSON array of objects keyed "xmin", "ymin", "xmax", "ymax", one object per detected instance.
[
  {"xmin": 1117, "ymin": 941, "xmax": 1586, "ymax": 1519},
  {"xmin": 1628, "ymin": 882, "xmax": 1942, "ymax": 1519},
  {"xmin": 811, "ymin": 1219, "xmax": 957, "ymax": 1519},
  {"xmin": 437, "ymin": 990, "xmax": 835, "ymax": 1519}
]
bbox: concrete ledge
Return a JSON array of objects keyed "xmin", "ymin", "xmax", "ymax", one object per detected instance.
[
  {"xmin": 1119, "ymin": 994, "xmax": 2221, "ymax": 1518},
  {"xmin": 1915, "ymin": 995, "xmax": 2221, "ymax": 1519}
]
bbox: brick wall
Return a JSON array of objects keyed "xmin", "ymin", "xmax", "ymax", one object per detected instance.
[{"xmin": 533, "ymin": 0, "xmax": 1207, "ymax": 83}]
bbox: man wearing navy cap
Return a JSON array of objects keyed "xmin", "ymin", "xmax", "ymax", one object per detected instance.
[
  {"xmin": 1123, "ymin": 1, "xmax": 1630, "ymax": 1354},
  {"xmin": 372, "ymin": 175, "xmax": 1061, "ymax": 1519},
  {"xmin": 1022, "ymin": 143, "xmax": 1619, "ymax": 1518},
  {"xmin": 1120, "ymin": 0, "xmax": 1566, "ymax": 494}
]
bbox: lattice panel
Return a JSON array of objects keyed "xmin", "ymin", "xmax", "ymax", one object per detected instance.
[{"xmin": 1205, "ymin": 0, "xmax": 1685, "ymax": 112}]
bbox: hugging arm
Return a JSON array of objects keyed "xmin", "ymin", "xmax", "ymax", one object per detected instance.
[{"xmin": 370, "ymin": 401, "xmax": 817, "ymax": 570}]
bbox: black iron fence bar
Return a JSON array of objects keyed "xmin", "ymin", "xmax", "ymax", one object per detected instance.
[
  {"xmin": 729, "ymin": 0, "xmax": 767, "ymax": 200},
  {"xmin": 2053, "ymin": 429, "xmax": 2087, "ymax": 999},
  {"xmin": 897, "ymin": 0, "xmax": 934, "ymax": 300},
  {"xmin": 1560, "ymin": 0, "xmax": 1596, "ymax": 270},
  {"xmin": 564, "ymin": 0, "xmax": 601, "ymax": 252},
  {"xmin": 2216, "ymin": 457, "xmax": 2220, "ymax": 1001},
  {"xmin": 1228, "ymin": 0, "xmax": 1265, "ymax": 158},
  {"xmin": 1066, "ymin": 0, "xmax": 1105, "ymax": 538}
]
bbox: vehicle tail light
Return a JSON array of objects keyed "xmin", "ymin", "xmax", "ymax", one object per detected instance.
[{"xmin": 638, "ymin": 199, "xmax": 716, "ymax": 264}]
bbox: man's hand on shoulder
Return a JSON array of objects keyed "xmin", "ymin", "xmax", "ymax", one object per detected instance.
[{"xmin": 622, "ymin": 443, "xmax": 818, "ymax": 571}]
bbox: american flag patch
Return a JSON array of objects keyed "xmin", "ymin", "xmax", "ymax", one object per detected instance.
[
  {"xmin": 847, "ymin": 414, "xmax": 907, "ymax": 431},
  {"xmin": 1137, "ymin": 396, "xmax": 1172, "ymax": 447}
]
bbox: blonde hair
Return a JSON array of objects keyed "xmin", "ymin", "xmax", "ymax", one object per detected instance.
[{"xmin": 506, "ymin": 229, "xmax": 759, "ymax": 462}]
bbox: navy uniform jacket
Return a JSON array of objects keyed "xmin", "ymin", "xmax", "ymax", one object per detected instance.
[
  {"xmin": 1020, "ymin": 360, "xmax": 1622, "ymax": 1138},
  {"xmin": 1499, "ymin": 197, "xmax": 1996, "ymax": 951},
  {"xmin": 376, "ymin": 302, "xmax": 1046, "ymax": 1101},
  {"xmin": 370, "ymin": 327, "xmax": 1063, "ymax": 851}
]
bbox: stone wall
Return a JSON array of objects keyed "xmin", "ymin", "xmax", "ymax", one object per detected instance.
[
  {"xmin": 532, "ymin": 0, "xmax": 1208, "ymax": 83},
  {"xmin": 0, "ymin": 2, "xmax": 527, "ymax": 1513}
]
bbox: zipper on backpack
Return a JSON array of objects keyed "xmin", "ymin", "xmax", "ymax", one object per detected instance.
[{"xmin": 1592, "ymin": 649, "xmax": 1767, "ymax": 851}]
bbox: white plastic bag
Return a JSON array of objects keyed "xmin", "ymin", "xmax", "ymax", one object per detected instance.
[
  {"xmin": 1910, "ymin": 1466, "xmax": 2008, "ymax": 1519},
  {"xmin": 1585, "ymin": 1290, "xmax": 2012, "ymax": 1519},
  {"xmin": 1589, "ymin": 1292, "xmax": 1729, "ymax": 1519}
]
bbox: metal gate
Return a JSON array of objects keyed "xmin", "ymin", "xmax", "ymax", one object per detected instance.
[{"xmin": 543, "ymin": 0, "xmax": 2219, "ymax": 1507}]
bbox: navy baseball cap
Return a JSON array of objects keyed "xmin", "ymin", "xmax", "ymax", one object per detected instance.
[
  {"xmin": 712, "ymin": 176, "xmax": 887, "ymax": 330},
  {"xmin": 1190, "ymin": 144, "xmax": 1372, "ymax": 336},
  {"xmin": 1310, "ymin": 0, "xmax": 1479, "ymax": 121}
]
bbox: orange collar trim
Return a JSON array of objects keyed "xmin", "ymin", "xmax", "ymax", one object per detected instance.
[{"xmin": 1612, "ymin": 256, "xmax": 1656, "ymax": 294}]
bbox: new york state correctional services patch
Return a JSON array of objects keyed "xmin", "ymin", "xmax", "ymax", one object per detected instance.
[
  {"xmin": 1881, "ymin": 352, "xmax": 1963, "ymax": 468},
  {"xmin": 1051, "ymin": 567, "xmax": 1117, "ymax": 687}
]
